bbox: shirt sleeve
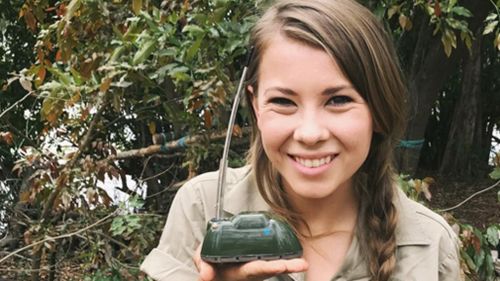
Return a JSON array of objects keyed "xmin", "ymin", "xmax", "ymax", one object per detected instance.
[
  {"xmin": 438, "ymin": 229, "xmax": 462, "ymax": 281},
  {"xmin": 140, "ymin": 180, "xmax": 207, "ymax": 281}
]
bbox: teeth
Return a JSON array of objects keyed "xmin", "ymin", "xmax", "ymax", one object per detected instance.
[{"xmin": 294, "ymin": 155, "xmax": 332, "ymax": 168}]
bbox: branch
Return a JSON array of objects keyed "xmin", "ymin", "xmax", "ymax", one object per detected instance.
[
  {"xmin": 41, "ymin": 96, "xmax": 107, "ymax": 219},
  {"xmin": 115, "ymin": 185, "xmax": 139, "ymax": 197},
  {"xmin": 437, "ymin": 179, "xmax": 500, "ymax": 212},
  {"xmin": 6, "ymin": 121, "xmax": 36, "ymax": 146},
  {"xmin": 492, "ymin": 135, "xmax": 500, "ymax": 144},
  {"xmin": 140, "ymin": 162, "xmax": 175, "ymax": 183},
  {"xmin": 103, "ymin": 127, "xmax": 251, "ymax": 162},
  {"xmin": 0, "ymin": 210, "xmax": 118, "ymax": 264},
  {"xmin": 0, "ymin": 251, "xmax": 31, "ymax": 262},
  {"xmin": 0, "ymin": 92, "xmax": 33, "ymax": 120}
]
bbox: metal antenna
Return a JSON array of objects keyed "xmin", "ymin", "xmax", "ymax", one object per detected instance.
[{"xmin": 215, "ymin": 49, "xmax": 253, "ymax": 219}]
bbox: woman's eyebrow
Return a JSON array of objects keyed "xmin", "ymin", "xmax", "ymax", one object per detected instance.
[
  {"xmin": 322, "ymin": 85, "xmax": 352, "ymax": 96},
  {"xmin": 263, "ymin": 86, "xmax": 297, "ymax": 96},
  {"xmin": 263, "ymin": 85, "xmax": 352, "ymax": 96}
]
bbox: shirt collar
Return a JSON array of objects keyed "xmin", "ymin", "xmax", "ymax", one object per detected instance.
[{"xmin": 223, "ymin": 166, "xmax": 270, "ymax": 216}]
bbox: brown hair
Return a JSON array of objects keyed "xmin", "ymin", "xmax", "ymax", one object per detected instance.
[{"xmin": 245, "ymin": 0, "xmax": 407, "ymax": 280}]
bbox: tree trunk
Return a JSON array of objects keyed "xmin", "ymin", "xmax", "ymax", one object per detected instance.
[
  {"xmin": 48, "ymin": 248, "xmax": 57, "ymax": 281},
  {"xmin": 397, "ymin": 21, "xmax": 462, "ymax": 175},
  {"xmin": 397, "ymin": 0, "xmax": 491, "ymax": 175},
  {"xmin": 439, "ymin": 31, "xmax": 483, "ymax": 176},
  {"xmin": 31, "ymin": 248, "xmax": 41, "ymax": 281}
]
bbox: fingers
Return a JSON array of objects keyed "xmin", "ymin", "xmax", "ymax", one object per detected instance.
[
  {"xmin": 198, "ymin": 261, "xmax": 217, "ymax": 281},
  {"xmin": 237, "ymin": 258, "xmax": 309, "ymax": 279},
  {"xmin": 193, "ymin": 244, "xmax": 217, "ymax": 281},
  {"xmin": 193, "ymin": 243, "xmax": 308, "ymax": 281},
  {"xmin": 204, "ymin": 258, "xmax": 308, "ymax": 281}
]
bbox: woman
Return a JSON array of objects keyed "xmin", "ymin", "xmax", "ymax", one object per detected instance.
[{"xmin": 141, "ymin": 0, "xmax": 460, "ymax": 280}]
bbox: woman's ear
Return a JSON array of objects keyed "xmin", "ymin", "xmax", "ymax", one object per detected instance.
[{"xmin": 247, "ymin": 85, "xmax": 259, "ymax": 120}]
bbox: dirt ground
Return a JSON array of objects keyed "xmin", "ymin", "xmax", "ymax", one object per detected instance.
[{"xmin": 425, "ymin": 175, "xmax": 500, "ymax": 230}]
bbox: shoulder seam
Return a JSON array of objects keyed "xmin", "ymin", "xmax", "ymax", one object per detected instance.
[{"xmin": 415, "ymin": 210, "xmax": 455, "ymax": 239}]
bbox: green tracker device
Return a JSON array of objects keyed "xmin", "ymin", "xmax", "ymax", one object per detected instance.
[{"xmin": 200, "ymin": 50, "xmax": 303, "ymax": 263}]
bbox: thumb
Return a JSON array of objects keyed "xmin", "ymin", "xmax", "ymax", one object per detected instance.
[{"xmin": 198, "ymin": 260, "xmax": 217, "ymax": 281}]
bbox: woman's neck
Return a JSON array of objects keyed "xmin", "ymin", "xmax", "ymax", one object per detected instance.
[{"xmin": 286, "ymin": 180, "xmax": 359, "ymax": 237}]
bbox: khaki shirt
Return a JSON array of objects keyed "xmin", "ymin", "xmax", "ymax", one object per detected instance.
[{"xmin": 141, "ymin": 166, "xmax": 460, "ymax": 281}]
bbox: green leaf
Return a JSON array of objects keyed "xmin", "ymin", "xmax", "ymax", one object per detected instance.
[
  {"xmin": 441, "ymin": 34, "xmax": 453, "ymax": 57},
  {"xmin": 473, "ymin": 249, "xmax": 485, "ymax": 267},
  {"xmin": 483, "ymin": 21, "xmax": 498, "ymax": 35},
  {"xmin": 373, "ymin": 4, "xmax": 385, "ymax": 20},
  {"xmin": 169, "ymin": 66, "xmax": 190, "ymax": 82},
  {"xmin": 129, "ymin": 195, "xmax": 144, "ymax": 209},
  {"xmin": 451, "ymin": 6, "xmax": 472, "ymax": 17},
  {"xmin": 489, "ymin": 166, "xmax": 500, "ymax": 180},
  {"xmin": 46, "ymin": 67, "xmax": 72, "ymax": 85},
  {"xmin": 495, "ymin": 32, "xmax": 500, "ymax": 51},
  {"xmin": 446, "ymin": 18, "xmax": 463, "ymax": 30},
  {"xmin": 485, "ymin": 253, "xmax": 494, "ymax": 277},
  {"xmin": 132, "ymin": 0, "xmax": 142, "ymax": 15},
  {"xmin": 140, "ymin": 10, "xmax": 160, "ymax": 32},
  {"xmin": 208, "ymin": 27, "xmax": 220, "ymax": 38},
  {"xmin": 110, "ymin": 46, "xmax": 126, "ymax": 62},
  {"xmin": 387, "ymin": 5, "xmax": 400, "ymax": 19},
  {"xmin": 485, "ymin": 13, "xmax": 498, "ymax": 22},
  {"xmin": 461, "ymin": 31, "xmax": 473, "ymax": 50},
  {"xmin": 182, "ymin": 24, "xmax": 205, "ymax": 38},
  {"xmin": 69, "ymin": 68, "xmax": 83, "ymax": 85},
  {"xmin": 462, "ymin": 251, "xmax": 477, "ymax": 271},
  {"xmin": 486, "ymin": 225, "xmax": 499, "ymax": 246},
  {"xmin": 65, "ymin": 0, "xmax": 81, "ymax": 23},
  {"xmin": 110, "ymin": 217, "xmax": 125, "ymax": 236},
  {"xmin": 186, "ymin": 36, "xmax": 204, "ymax": 61},
  {"xmin": 132, "ymin": 39, "xmax": 157, "ymax": 65},
  {"xmin": 213, "ymin": 7, "xmax": 228, "ymax": 22}
]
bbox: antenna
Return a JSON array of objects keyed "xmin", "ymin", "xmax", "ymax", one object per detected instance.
[
  {"xmin": 215, "ymin": 48, "xmax": 254, "ymax": 219},
  {"xmin": 201, "ymin": 48, "xmax": 302, "ymax": 264}
]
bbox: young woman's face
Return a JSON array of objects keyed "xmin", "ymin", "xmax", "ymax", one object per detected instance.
[{"xmin": 251, "ymin": 35, "xmax": 373, "ymax": 201}]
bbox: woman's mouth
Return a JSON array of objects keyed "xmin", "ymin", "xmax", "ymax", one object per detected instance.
[{"xmin": 292, "ymin": 155, "xmax": 334, "ymax": 168}]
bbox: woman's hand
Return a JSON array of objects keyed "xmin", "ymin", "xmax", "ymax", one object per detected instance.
[{"xmin": 193, "ymin": 245, "xmax": 308, "ymax": 281}]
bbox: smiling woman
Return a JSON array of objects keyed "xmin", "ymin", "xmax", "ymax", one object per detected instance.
[
  {"xmin": 249, "ymin": 35, "xmax": 373, "ymax": 204},
  {"xmin": 140, "ymin": 1, "xmax": 461, "ymax": 281}
]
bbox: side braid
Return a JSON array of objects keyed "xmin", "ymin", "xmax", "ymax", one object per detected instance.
[{"xmin": 358, "ymin": 139, "xmax": 398, "ymax": 281}]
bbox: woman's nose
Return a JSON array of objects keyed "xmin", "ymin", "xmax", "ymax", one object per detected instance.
[{"xmin": 293, "ymin": 112, "xmax": 329, "ymax": 145}]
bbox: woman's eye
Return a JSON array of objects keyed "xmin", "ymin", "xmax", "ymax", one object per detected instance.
[
  {"xmin": 327, "ymin": 95, "xmax": 352, "ymax": 106},
  {"xmin": 269, "ymin": 97, "xmax": 295, "ymax": 106}
]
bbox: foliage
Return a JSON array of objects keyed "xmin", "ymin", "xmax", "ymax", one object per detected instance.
[
  {"xmin": 398, "ymin": 174, "xmax": 434, "ymax": 202},
  {"xmin": 363, "ymin": 0, "xmax": 475, "ymax": 56},
  {"xmin": 483, "ymin": 2, "xmax": 500, "ymax": 51},
  {"xmin": 459, "ymin": 223, "xmax": 499, "ymax": 281},
  {"xmin": 0, "ymin": 0, "xmax": 38, "ymax": 233},
  {"xmin": 490, "ymin": 153, "xmax": 500, "ymax": 180},
  {"xmin": 400, "ymin": 170, "xmax": 500, "ymax": 281},
  {"xmin": 2, "ymin": 0, "xmax": 261, "ymax": 279}
]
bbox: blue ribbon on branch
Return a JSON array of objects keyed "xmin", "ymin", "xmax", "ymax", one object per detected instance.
[
  {"xmin": 398, "ymin": 139, "xmax": 425, "ymax": 149},
  {"xmin": 160, "ymin": 136, "xmax": 188, "ymax": 152}
]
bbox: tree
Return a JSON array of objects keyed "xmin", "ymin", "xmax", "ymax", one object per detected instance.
[
  {"xmin": 0, "ymin": 0, "xmax": 37, "ymax": 250},
  {"xmin": 363, "ymin": 0, "xmax": 499, "ymax": 177},
  {"xmin": 2, "ymin": 0, "xmax": 260, "ymax": 279}
]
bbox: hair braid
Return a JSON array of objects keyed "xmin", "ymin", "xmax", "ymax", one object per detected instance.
[{"xmin": 357, "ymin": 138, "xmax": 398, "ymax": 281}]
